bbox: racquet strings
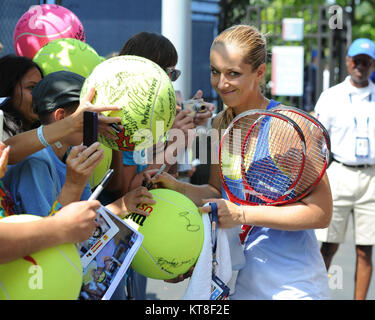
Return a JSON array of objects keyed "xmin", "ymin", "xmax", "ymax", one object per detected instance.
[
  {"xmin": 272, "ymin": 107, "xmax": 330, "ymax": 199},
  {"xmin": 220, "ymin": 111, "xmax": 306, "ymax": 205}
]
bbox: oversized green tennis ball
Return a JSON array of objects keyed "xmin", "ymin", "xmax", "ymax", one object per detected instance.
[
  {"xmin": 80, "ymin": 55, "xmax": 176, "ymax": 151},
  {"xmin": 0, "ymin": 215, "xmax": 83, "ymax": 300},
  {"xmin": 33, "ymin": 38, "xmax": 102, "ymax": 78},
  {"xmin": 124, "ymin": 189, "xmax": 204, "ymax": 280}
]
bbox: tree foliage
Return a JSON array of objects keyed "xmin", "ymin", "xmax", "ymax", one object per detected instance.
[{"xmin": 222, "ymin": 0, "xmax": 375, "ymax": 41}]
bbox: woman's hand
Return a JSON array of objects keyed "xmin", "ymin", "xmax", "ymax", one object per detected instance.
[{"xmin": 199, "ymin": 198, "xmax": 245, "ymax": 229}]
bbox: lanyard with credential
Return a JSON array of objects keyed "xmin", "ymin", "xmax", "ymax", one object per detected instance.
[
  {"xmin": 350, "ymin": 93, "xmax": 372, "ymax": 159},
  {"xmin": 208, "ymin": 202, "xmax": 230, "ymax": 300},
  {"xmin": 210, "ymin": 203, "xmax": 218, "ymax": 269}
]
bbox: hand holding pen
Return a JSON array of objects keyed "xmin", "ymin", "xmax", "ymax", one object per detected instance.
[{"xmin": 142, "ymin": 164, "xmax": 166, "ymax": 190}]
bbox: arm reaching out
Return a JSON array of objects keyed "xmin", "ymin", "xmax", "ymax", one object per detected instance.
[
  {"xmin": 0, "ymin": 200, "xmax": 100, "ymax": 264},
  {"xmin": 5, "ymin": 87, "xmax": 121, "ymax": 164}
]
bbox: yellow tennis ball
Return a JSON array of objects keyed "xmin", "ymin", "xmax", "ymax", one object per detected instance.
[
  {"xmin": 33, "ymin": 38, "xmax": 102, "ymax": 78},
  {"xmin": 89, "ymin": 144, "xmax": 113, "ymax": 189},
  {"xmin": 124, "ymin": 189, "xmax": 204, "ymax": 280},
  {"xmin": 80, "ymin": 55, "xmax": 176, "ymax": 151},
  {"xmin": 0, "ymin": 215, "xmax": 83, "ymax": 300}
]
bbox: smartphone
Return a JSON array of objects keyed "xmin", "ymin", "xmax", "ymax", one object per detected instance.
[{"xmin": 83, "ymin": 111, "xmax": 98, "ymax": 147}]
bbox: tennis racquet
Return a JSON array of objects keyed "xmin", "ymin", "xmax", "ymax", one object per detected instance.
[
  {"xmin": 271, "ymin": 106, "xmax": 331, "ymax": 203},
  {"xmin": 218, "ymin": 108, "xmax": 331, "ymax": 243},
  {"xmin": 219, "ymin": 109, "xmax": 307, "ymax": 206}
]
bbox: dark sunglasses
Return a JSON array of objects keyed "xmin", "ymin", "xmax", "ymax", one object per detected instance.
[{"xmin": 165, "ymin": 68, "xmax": 181, "ymax": 82}]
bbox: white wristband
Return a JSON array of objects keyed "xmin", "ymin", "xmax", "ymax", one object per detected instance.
[{"xmin": 37, "ymin": 125, "xmax": 50, "ymax": 147}]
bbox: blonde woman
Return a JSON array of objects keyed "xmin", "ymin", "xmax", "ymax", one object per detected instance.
[{"xmin": 150, "ymin": 25, "xmax": 332, "ymax": 300}]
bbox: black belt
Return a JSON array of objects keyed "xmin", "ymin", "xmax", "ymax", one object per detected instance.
[{"xmin": 333, "ymin": 158, "xmax": 375, "ymax": 169}]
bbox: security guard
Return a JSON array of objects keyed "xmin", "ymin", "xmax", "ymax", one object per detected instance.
[{"xmin": 315, "ymin": 38, "xmax": 375, "ymax": 300}]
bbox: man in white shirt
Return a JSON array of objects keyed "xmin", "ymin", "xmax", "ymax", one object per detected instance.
[{"xmin": 314, "ymin": 38, "xmax": 375, "ymax": 300}]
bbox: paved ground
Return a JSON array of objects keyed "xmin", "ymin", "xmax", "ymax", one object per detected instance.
[
  {"xmin": 145, "ymin": 218, "xmax": 375, "ymax": 300},
  {"xmin": 325, "ymin": 218, "xmax": 375, "ymax": 300}
]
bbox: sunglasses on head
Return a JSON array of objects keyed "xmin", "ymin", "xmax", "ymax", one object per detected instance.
[{"xmin": 165, "ymin": 68, "xmax": 181, "ymax": 82}]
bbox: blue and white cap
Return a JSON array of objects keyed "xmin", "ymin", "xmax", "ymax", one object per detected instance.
[{"xmin": 347, "ymin": 38, "xmax": 375, "ymax": 60}]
